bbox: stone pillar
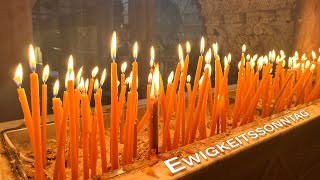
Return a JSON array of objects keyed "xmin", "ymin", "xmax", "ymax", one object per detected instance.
[
  {"xmin": 0, "ymin": 0, "xmax": 33, "ymax": 121},
  {"xmin": 295, "ymin": 0, "xmax": 320, "ymax": 52}
]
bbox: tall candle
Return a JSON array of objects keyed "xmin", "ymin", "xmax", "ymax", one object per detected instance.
[
  {"xmin": 110, "ymin": 31, "xmax": 119, "ymax": 169},
  {"xmin": 75, "ymin": 67, "xmax": 83, "ymax": 152},
  {"xmin": 52, "ymin": 80, "xmax": 61, "ymax": 145},
  {"xmin": 185, "ymin": 37, "xmax": 204, "ymax": 145},
  {"xmin": 173, "ymin": 44, "xmax": 189, "ymax": 149},
  {"xmin": 147, "ymin": 73, "xmax": 152, "ymax": 105},
  {"xmin": 81, "ymin": 92, "xmax": 90, "ymax": 179},
  {"xmin": 94, "ymin": 80, "xmax": 108, "ymax": 173},
  {"xmin": 41, "ymin": 64, "xmax": 49, "ymax": 167},
  {"xmin": 29, "ymin": 45, "xmax": 44, "ymax": 179}
]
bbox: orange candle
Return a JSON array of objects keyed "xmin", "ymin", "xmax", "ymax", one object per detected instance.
[
  {"xmin": 163, "ymin": 62, "xmax": 181, "ymax": 151},
  {"xmin": 75, "ymin": 67, "xmax": 83, "ymax": 152},
  {"xmin": 80, "ymin": 91, "xmax": 90, "ymax": 179},
  {"xmin": 90, "ymin": 111, "xmax": 98, "ymax": 177},
  {"xmin": 41, "ymin": 64, "xmax": 49, "ymax": 167},
  {"xmin": 88, "ymin": 66, "xmax": 99, "ymax": 103},
  {"xmin": 52, "ymin": 80, "xmax": 61, "ymax": 145},
  {"xmin": 147, "ymin": 73, "xmax": 152, "ymax": 105},
  {"xmin": 199, "ymin": 80, "xmax": 210, "ymax": 139},
  {"xmin": 189, "ymin": 68, "xmax": 209, "ymax": 143},
  {"xmin": 53, "ymin": 91, "xmax": 69, "ymax": 180},
  {"xmin": 29, "ymin": 45, "xmax": 44, "ymax": 180},
  {"xmin": 185, "ymin": 37, "xmax": 204, "ymax": 145},
  {"xmin": 66, "ymin": 62, "xmax": 78, "ymax": 180},
  {"xmin": 123, "ymin": 91, "xmax": 132, "ymax": 165},
  {"xmin": 94, "ymin": 82, "xmax": 108, "ymax": 173},
  {"xmin": 110, "ymin": 31, "xmax": 119, "ymax": 169},
  {"xmin": 119, "ymin": 83, "xmax": 127, "ymax": 144},
  {"xmin": 14, "ymin": 64, "xmax": 35, "ymax": 156},
  {"xmin": 173, "ymin": 44, "xmax": 189, "ymax": 149}
]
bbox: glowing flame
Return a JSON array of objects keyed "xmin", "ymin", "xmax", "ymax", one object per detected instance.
[
  {"xmin": 301, "ymin": 53, "xmax": 307, "ymax": 61},
  {"xmin": 288, "ymin": 57, "xmax": 293, "ymax": 69},
  {"xmin": 178, "ymin": 44, "xmax": 184, "ymax": 69},
  {"xmin": 252, "ymin": 54, "xmax": 258, "ymax": 62},
  {"xmin": 133, "ymin": 42, "xmax": 138, "ymax": 60},
  {"xmin": 68, "ymin": 55, "xmax": 73, "ymax": 72},
  {"xmin": 78, "ymin": 77, "xmax": 84, "ymax": 90},
  {"xmin": 294, "ymin": 51, "xmax": 299, "ymax": 58},
  {"xmin": 76, "ymin": 67, "xmax": 83, "ymax": 85},
  {"xmin": 227, "ymin": 53, "xmax": 232, "ymax": 64},
  {"xmin": 65, "ymin": 72, "xmax": 69, "ymax": 89},
  {"xmin": 238, "ymin": 61, "xmax": 241, "ymax": 70},
  {"xmin": 186, "ymin": 75, "xmax": 191, "ymax": 83},
  {"xmin": 42, "ymin": 64, "xmax": 50, "ymax": 83},
  {"xmin": 205, "ymin": 63, "xmax": 212, "ymax": 76},
  {"xmin": 111, "ymin": 31, "xmax": 117, "ymax": 60},
  {"xmin": 242, "ymin": 44, "xmax": 246, "ymax": 54},
  {"xmin": 263, "ymin": 56, "xmax": 268, "ymax": 65},
  {"xmin": 250, "ymin": 59, "xmax": 255, "ymax": 69},
  {"xmin": 306, "ymin": 60, "xmax": 311, "ymax": 69},
  {"xmin": 168, "ymin": 71, "xmax": 174, "ymax": 85},
  {"xmin": 212, "ymin": 42, "xmax": 218, "ymax": 57},
  {"xmin": 117, "ymin": 80, "xmax": 120, "ymax": 88},
  {"xmin": 200, "ymin": 37, "xmax": 205, "ymax": 55},
  {"xmin": 94, "ymin": 79, "xmax": 99, "ymax": 92},
  {"xmin": 310, "ymin": 64, "xmax": 315, "ymax": 71},
  {"xmin": 150, "ymin": 65, "xmax": 160, "ymax": 98},
  {"xmin": 257, "ymin": 57, "xmax": 264, "ymax": 70},
  {"xmin": 312, "ymin": 51, "xmax": 317, "ymax": 60},
  {"xmin": 13, "ymin": 63, "xmax": 23, "ymax": 87},
  {"xmin": 53, "ymin": 79, "xmax": 59, "ymax": 97},
  {"xmin": 150, "ymin": 46, "xmax": 155, "ymax": 68},
  {"xmin": 29, "ymin": 44, "xmax": 36, "ymax": 72},
  {"xmin": 125, "ymin": 77, "xmax": 130, "ymax": 85},
  {"xmin": 121, "ymin": 62, "xmax": 127, "ymax": 73},
  {"xmin": 186, "ymin": 41, "xmax": 191, "ymax": 54},
  {"xmin": 282, "ymin": 59, "xmax": 286, "ymax": 67},
  {"xmin": 148, "ymin": 73, "xmax": 153, "ymax": 84},
  {"xmin": 100, "ymin": 68, "xmax": 106, "ymax": 86},
  {"xmin": 280, "ymin": 50, "xmax": 285, "ymax": 58},
  {"xmin": 92, "ymin": 66, "xmax": 99, "ymax": 78},
  {"xmin": 85, "ymin": 78, "xmax": 89, "ymax": 94},
  {"xmin": 205, "ymin": 49, "xmax": 212, "ymax": 64},
  {"xmin": 224, "ymin": 56, "xmax": 229, "ymax": 70},
  {"xmin": 246, "ymin": 54, "xmax": 251, "ymax": 61}
]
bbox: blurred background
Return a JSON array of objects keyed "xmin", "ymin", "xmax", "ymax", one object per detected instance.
[{"xmin": 0, "ymin": 0, "xmax": 319, "ymax": 121}]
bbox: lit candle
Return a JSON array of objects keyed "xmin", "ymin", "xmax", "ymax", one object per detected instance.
[
  {"xmin": 41, "ymin": 64, "xmax": 49, "ymax": 167},
  {"xmin": 52, "ymin": 80, "xmax": 61, "ymax": 145},
  {"xmin": 186, "ymin": 75, "xmax": 192, "ymax": 105},
  {"xmin": 150, "ymin": 46, "xmax": 155, "ymax": 74},
  {"xmin": 166, "ymin": 71, "xmax": 174, "ymax": 101},
  {"xmin": 189, "ymin": 49, "xmax": 210, "ymax": 143},
  {"xmin": 149, "ymin": 65, "xmax": 160, "ymax": 153},
  {"xmin": 66, "ymin": 56, "xmax": 78, "ymax": 179},
  {"xmin": 90, "ymin": 80, "xmax": 99, "ymax": 177},
  {"xmin": 94, "ymin": 77, "xmax": 108, "ymax": 173},
  {"xmin": 185, "ymin": 37, "xmax": 204, "ymax": 145},
  {"xmin": 28, "ymin": 45, "xmax": 44, "ymax": 179},
  {"xmin": 147, "ymin": 73, "xmax": 152, "ymax": 106},
  {"xmin": 173, "ymin": 44, "xmax": 189, "ymax": 149},
  {"xmin": 88, "ymin": 66, "xmax": 99, "ymax": 103},
  {"xmin": 75, "ymin": 67, "xmax": 82, "ymax": 147},
  {"xmin": 13, "ymin": 64, "xmax": 36, "ymax": 158},
  {"xmin": 110, "ymin": 31, "xmax": 119, "ymax": 169},
  {"xmin": 119, "ymin": 63, "xmax": 127, "ymax": 144}
]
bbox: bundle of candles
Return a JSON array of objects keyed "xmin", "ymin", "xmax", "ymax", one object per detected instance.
[{"xmin": 13, "ymin": 31, "xmax": 320, "ymax": 179}]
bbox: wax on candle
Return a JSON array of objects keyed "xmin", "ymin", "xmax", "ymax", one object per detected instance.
[
  {"xmin": 90, "ymin": 111, "xmax": 98, "ymax": 177},
  {"xmin": 41, "ymin": 64, "xmax": 49, "ymax": 167},
  {"xmin": 75, "ymin": 67, "xmax": 83, "ymax": 149},
  {"xmin": 29, "ymin": 45, "xmax": 44, "ymax": 179},
  {"xmin": 52, "ymin": 80, "xmax": 61, "ymax": 145},
  {"xmin": 81, "ymin": 92, "xmax": 90, "ymax": 179}
]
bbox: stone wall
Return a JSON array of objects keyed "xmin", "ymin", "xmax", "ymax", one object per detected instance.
[{"xmin": 198, "ymin": 0, "xmax": 297, "ymax": 56}]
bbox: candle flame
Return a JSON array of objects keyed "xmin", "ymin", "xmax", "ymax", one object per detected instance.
[
  {"xmin": 280, "ymin": 50, "xmax": 285, "ymax": 58},
  {"xmin": 252, "ymin": 54, "xmax": 258, "ymax": 62},
  {"xmin": 250, "ymin": 59, "xmax": 255, "ymax": 70},
  {"xmin": 168, "ymin": 71, "xmax": 174, "ymax": 85},
  {"xmin": 263, "ymin": 56, "xmax": 268, "ymax": 65},
  {"xmin": 310, "ymin": 64, "xmax": 315, "ymax": 71},
  {"xmin": 133, "ymin": 42, "xmax": 138, "ymax": 61},
  {"xmin": 269, "ymin": 68, "xmax": 273, "ymax": 74},
  {"xmin": 294, "ymin": 51, "xmax": 299, "ymax": 58},
  {"xmin": 224, "ymin": 56, "xmax": 229, "ymax": 70},
  {"xmin": 288, "ymin": 57, "xmax": 293, "ymax": 69},
  {"xmin": 301, "ymin": 53, "xmax": 307, "ymax": 61},
  {"xmin": 78, "ymin": 77, "xmax": 84, "ymax": 90},
  {"xmin": 29, "ymin": 44, "xmax": 36, "ymax": 72},
  {"xmin": 205, "ymin": 49, "xmax": 212, "ymax": 64},
  {"xmin": 186, "ymin": 75, "xmax": 191, "ymax": 83},
  {"xmin": 150, "ymin": 46, "xmax": 155, "ymax": 67},
  {"xmin": 257, "ymin": 57, "xmax": 264, "ymax": 71},
  {"xmin": 42, "ymin": 64, "xmax": 50, "ymax": 83},
  {"xmin": 205, "ymin": 64, "xmax": 212, "ymax": 76},
  {"xmin": 117, "ymin": 80, "xmax": 120, "ymax": 88},
  {"xmin": 100, "ymin": 68, "xmax": 107, "ymax": 86},
  {"xmin": 186, "ymin": 41, "xmax": 191, "ymax": 54},
  {"xmin": 75, "ymin": 67, "xmax": 83, "ymax": 86},
  {"xmin": 242, "ymin": 44, "xmax": 246, "ymax": 54},
  {"xmin": 178, "ymin": 44, "xmax": 184, "ymax": 69},
  {"xmin": 53, "ymin": 79, "xmax": 59, "ymax": 97},
  {"xmin": 148, "ymin": 73, "xmax": 153, "ymax": 84},
  {"xmin": 312, "ymin": 51, "xmax": 316, "ymax": 60},
  {"xmin": 68, "ymin": 55, "xmax": 73, "ymax": 72},
  {"xmin": 282, "ymin": 59, "xmax": 286, "ymax": 67},
  {"xmin": 121, "ymin": 62, "xmax": 127, "ymax": 73},
  {"xmin": 111, "ymin": 31, "xmax": 117, "ymax": 60},
  {"xmin": 227, "ymin": 53, "xmax": 232, "ymax": 63},
  {"xmin": 212, "ymin": 42, "xmax": 218, "ymax": 58},
  {"xmin": 94, "ymin": 79, "xmax": 99, "ymax": 93},
  {"xmin": 150, "ymin": 65, "xmax": 160, "ymax": 99},
  {"xmin": 305, "ymin": 60, "xmax": 311, "ymax": 69},
  {"xmin": 125, "ymin": 77, "xmax": 130, "ymax": 86},
  {"xmin": 200, "ymin": 37, "xmax": 205, "ymax": 55},
  {"xmin": 92, "ymin": 66, "xmax": 99, "ymax": 78},
  {"xmin": 293, "ymin": 62, "xmax": 300, "ymax": 71},
  {"xmin": 13, "ymin": 63, "xmax": 23, "ymax": 87},
  {"xmin": 246, "ymin": 54, "xmax": 251, "ymax": 61},
  {"xmin": 65, "ymin": 72, "xmax": 69, "ymax": 89},
  {"xmin": 85, "ymin": 78, "xmax": 89, "ymax": 94}
]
